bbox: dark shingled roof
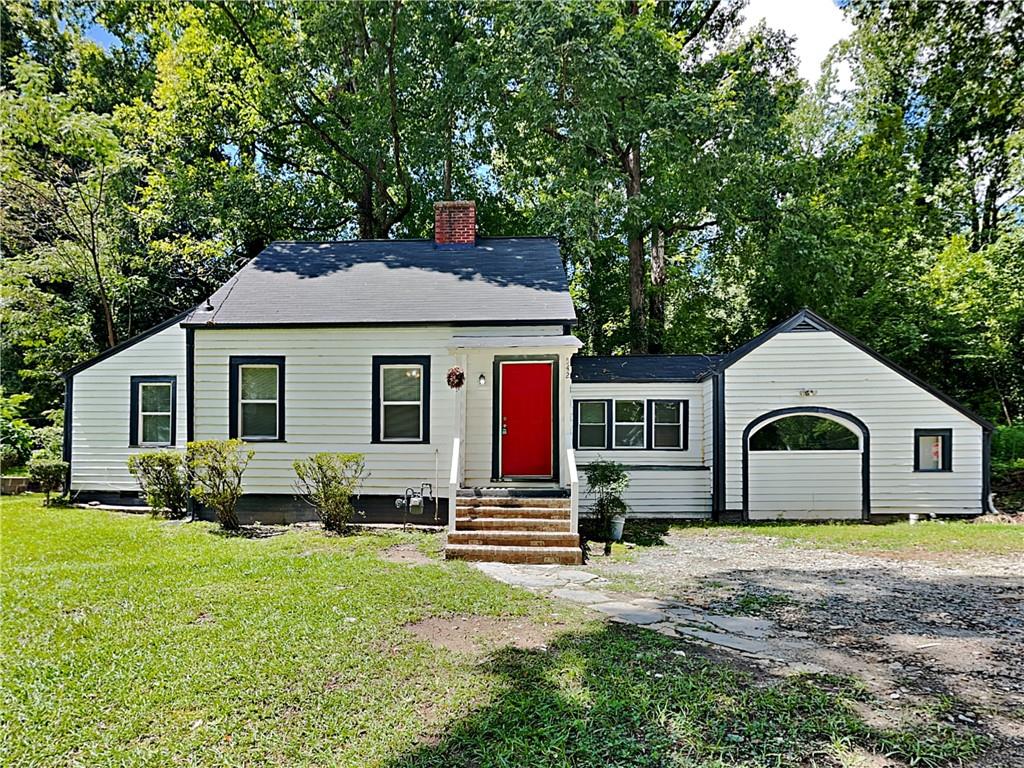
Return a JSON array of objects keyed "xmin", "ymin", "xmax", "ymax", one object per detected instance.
[
  {"xmin": 183, "ymin": 238, "xmax": 576, "ymax": 327},
  {"xmin": 571, "ymin": 355, "xmax": 724, "ymax": 383}
]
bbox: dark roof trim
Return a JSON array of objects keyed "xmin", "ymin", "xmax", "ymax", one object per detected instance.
[
  {"xmin": 63, "ymin": 307, "xmax": 196, "ymax": 379},
  {"xmin": 182, "ymin": 318, "xmax": 578, "ymax": 330},
  {"xmin": 713, "ymin": 308, "xmax": 994, "ymax": 431}
]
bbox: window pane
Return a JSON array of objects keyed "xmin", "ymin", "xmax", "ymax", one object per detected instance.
[
  {"xmin": 141, "ymin": 383, "xmax": 171, "ymax": 412},
  {"xmin": 615, "ymin": 400, "xmax": 643, "ymax": 423},
  {"xmin": 654, "ymin": 401, "xmax": 679, "ymax": 425},
  {"xmin": 383, "ymin": 367, "xmax": 421, "ymax": 402},
  {"xmin": 750, "ymin": 415, "xmax": 858, "ymax": 451},
  {"xmin": 654, "ymin": 424, "xmax": 681, "ymax": 448},
  {"xmin": 241, "ymin": 367, "xmax": 277, "ymax": 400},
  {"xmin": 242, "ymin": 402, "xmax": 277, "ymax": 437},
  {"xmin": 142, "ymin": 414, "xmax": 171, "ymax": 444},
  {"xmin": 579, "ymin": 424, "xmax": 606, "ymax": 449},
  {"xmin": 383, "ymin": 404, "xmax": 420, "ymax": 439},
  {"xmin": 579, "ymin": 402, "xmax": 605, "ymax": 425},
  {"xmin": 615, "ymin": 424, "xmax": 644, "ymax": 448},
  {"xmin": 917, "ymin": 434, "xmax": 943, "ymax": 470}
]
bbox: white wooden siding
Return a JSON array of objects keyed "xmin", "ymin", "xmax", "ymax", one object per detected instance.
[
  {"xmin": 579, "ymin": 467, "xmax": 711, "ymax": 518},
  {"xmin": 193, "ymin": 326, "xmax": 571, "ymax": 496},
  {"xmin": 724, "ymin": 330, "xmax": 984, "ymax": 516},
  {"xmin": 70, "ymin": 324, "xmax": 187, "ymax": 492},
  {"xmin": 748, "ymin": 451, "xmax": 862, "ymax": 520},
  {"xmin": 702, "ymin": 377, "xmax": 715, "ymax": 475}
]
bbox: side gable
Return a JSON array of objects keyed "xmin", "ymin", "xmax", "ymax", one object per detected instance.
[
  {"xmin": 63, "ymin": 307, "xmax": 196, "ymax": 379},
  {"xmin": 715, "ymin": 309, "xmax": 993, "ymax": 431}
]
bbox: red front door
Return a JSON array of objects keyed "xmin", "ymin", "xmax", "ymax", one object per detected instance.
[{"xmin": 500, "ymin": 361, "xmax": 553, "ymax": 478}]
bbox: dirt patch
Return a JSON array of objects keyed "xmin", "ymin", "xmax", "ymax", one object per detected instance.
[
  {"xmin": 381, "ymin": 543, "xmax": 435, "ymax": 566},
  {"xmin": 405, "ymin": 614, "xmax": 563, "ymax": 656}
]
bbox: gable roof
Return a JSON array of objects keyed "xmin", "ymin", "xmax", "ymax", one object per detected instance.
[
  {"xmin": 64, "ymin": 306, "xmax": 195, "ymax": 379},
  {"xmin": 572, "ymin": 355, "xmax": 723, "ymax": 383},
  {"xmin": 715, "ymin": 308, "xmax": 994, "ymax": 430},
  {"xmin": 182, "ymin": 238, "xmax": 576, "ymax": 328}
]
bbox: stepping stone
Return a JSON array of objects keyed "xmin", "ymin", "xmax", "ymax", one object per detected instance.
[
  {"xmin": 632, "ymin": 598, "xmax": 674, "ymax": 609},
  {"xmin": 593, "ymin": 602, "xmax": 669, "ymax": 625},
  {"xmin": 673, "ymin": 627, "xmax": 772, "ymax": 655},
  {"xmin": 704, "ymin": 615, "xmax": 774, "ymax": 638},
  {"xmin": 561, "ymin": 570, "xmax": 599, "ymax": 584},
  {"xmin": 551, "ymin": 588, "xmax": 611, "ymax": 605},
  {"xmin": 664, "ymin": 606, "xmax": 705, "ymax": 622},
  {"xmin": 649, "ymin": 621, "xmax": 681, "ymax": 638}
]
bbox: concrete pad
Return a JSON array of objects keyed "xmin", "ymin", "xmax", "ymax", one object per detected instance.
[
  {"xmin": 592, "ymin": 601, "xmax": 669, "ymax": 625},
  {"xmin": 551, "ymin": 588, "xmax": 612, "ymax": 605}
]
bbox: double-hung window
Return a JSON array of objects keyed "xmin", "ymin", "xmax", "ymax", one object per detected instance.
[
  {"xmin": 613, "ymin": 399, "xmax": 645, "ymax": 448},
  {"xmin": 650, "ymin": 400, "xmax": 686, "ymax": 450},
  {"xmin": 229, "ymin": 357, "xmax": 285, "ymax": 441},
  {"xmin": 914, "ymin": 429, "xmax": 952, "ymax": 472},
  {"xmin": 575, "ymin": 400, "xmax": 609, "ymax": 450},
  {"xmin": 372, "ymin": 356, "xmax": 430, "ymax": 443},
  {"xmin": 130, "ymin": 376, "xmax": 176, "ymax": 447}
]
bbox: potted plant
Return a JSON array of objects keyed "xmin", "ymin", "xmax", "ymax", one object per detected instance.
[{"xmin": 584, "ymin": 459, "xmax": 630, "ymax": 556}]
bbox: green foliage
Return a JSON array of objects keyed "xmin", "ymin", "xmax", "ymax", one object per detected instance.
[
  {"xmin": 293, "ymin": 452, "xmax": 367, "ymax": 533},
  {"xmin": 185, "ymin": 439, "xmax": 253, "ymax": 530},
  {"xmin": 27, "ymin": 455, "xmax": 67, "ymax": 505},
  {"xmin": 127, "ymin": 451, "xmax": 189, "ymax": 519},
  {"xmin": 584, "ymin": 459, "xmax": 630, "ymax": 556},
  {"xmin": 0, "ymin": 389, "xmax": 35, "ymax": 466}
]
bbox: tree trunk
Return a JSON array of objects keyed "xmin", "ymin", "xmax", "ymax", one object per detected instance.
[
  {"xmin": 648, "ymin": 226, "xmax": 666, "ymax": 353},
  {"xmin": 625, "ymin": 145, "xmax": 647, "ymax": 353},
  {"xmin": 89, "ymin": 248, "xmax": 118, "ymax": 348}
]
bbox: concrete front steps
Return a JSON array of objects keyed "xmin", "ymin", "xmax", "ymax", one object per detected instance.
[{"xmin": 445, "ymin": 490, "xmax": 582, "ymax": 565}]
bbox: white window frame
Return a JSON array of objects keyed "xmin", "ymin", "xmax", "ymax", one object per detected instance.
[
  {"xmin": 238, "ymin": 364, "xmax": 280, "ymax": 440},
  {"xmin": 613, "ymin": 398, "xmax": 646, "ymax": 449},
  {"xmin": 652, "ymin": 400, "xmax": 684, "ymax": 449},
  {"xmin": 576, "ymin": 400, "xmax": 608, "ymax": 450},
  {"xmin": 380, "ymin": 363, "xmax": 424, "ymax": 442},
  {"xmin": 139, "ymin": 382, "xmax": 173, "ymax": 447}
]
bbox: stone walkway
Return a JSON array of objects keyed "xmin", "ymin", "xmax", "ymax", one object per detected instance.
[{"xmin": 474, "ymin": 561, "xmax": 815, "ymax": 662}]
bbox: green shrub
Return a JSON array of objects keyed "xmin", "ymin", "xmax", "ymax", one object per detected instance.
[
  {"xmin": 186, "ymin": 439, "xmax": 253, "ymax": 530},
  {"xmin": 27, "ymin": 454, "xmax": 67, "ymax": 505},
  {"xmin": 128, "ymin": 451, "xmax": 189, "ymax": 519},
  {"xmin": 293, "ymin": 452, "xmax": 367, "ymax": 533},
  {"xmin": 1, "ymin": 444, "xmax": 22, "ymax": 473},
  {"xmin": 584, "ymin": 459, "xmax": 630, "ymax": 556},
  {"xmin": 1, "ymin": 390, "xmax": 35, "ymax": 466},
  {"xmin": 33, "ymin": 424, "xmax": 64, "ymax": 458},
  {"xmin": 992, "ymin": 424, "xmax": 1024, "ymax": 489}
]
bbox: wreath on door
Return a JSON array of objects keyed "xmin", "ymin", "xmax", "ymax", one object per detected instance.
[{"xmin": 446, "ymin": 366, "xmax": 466, "ymax": 390}]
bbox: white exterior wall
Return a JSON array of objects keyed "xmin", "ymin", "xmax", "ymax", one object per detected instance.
[
  {"xmin": 70, "ymin": 323, "xmax": 187, "ymax": 492},
  {"xmin": 702, "ymin": 376, "xmax": 715, "ymax": 477},
  {"xmin": 192, "ymin": 325, "xmax": 571, "ymax": 497},
  {"xmin": 571, "ymin": 381, "xmax": 711, "ymax": 518},
  {"xmin": 724, "ymin": 330, "xmax": 985, "ymax": 516}
]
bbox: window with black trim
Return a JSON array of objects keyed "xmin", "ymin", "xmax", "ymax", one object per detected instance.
[
  {"xmin": 650, "ymin": 400, "xmax": 687, "ymax": 449},
  {"xmin": 613, "ymin": 399, "xmax": 645, "ymax": 448},
  {"xmin": 914, "ymin": 429, "xmax": 952, "ymax": 472},
  {"xmin": 229, "ymin": 357, "xmax": 285, "ymax": 441},
  {"xmin": 130, "ymin": 376, "xmax": 176, "ymax": 447},
  {"xmin": 576, "ymin": 400, "xmax": 608, "ymax": 449},
  {"xmin": 372, "ymin": 356, "xmax": 430, "ymax": 444}
]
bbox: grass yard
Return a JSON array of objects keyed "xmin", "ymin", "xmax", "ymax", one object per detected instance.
[
  {"xmin": 1, "ymin": 495, "xmax": 990, "ymax": 767},
  {"xmin": 659, "ymin": 519, "xmax": 1024, "ymax": 556}
]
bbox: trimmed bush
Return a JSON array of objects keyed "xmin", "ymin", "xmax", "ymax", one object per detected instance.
[
  {"xmin": 293, "ymin": 452, "xmax": 367, "ymax": 533},
  {"xmin": 186, "ymin": 440, "xmax": 253, "ymax": 530},
  {"xmin": 584, "ymin": 459, "xmax": 630, "ymax": 556},
  {"xmin": 28, "ymin": 454, "xmax": 67, "ymax": 505},
  {"xmin": 127, "ymin": 451, "xmax": 189, "ymax": 519}
]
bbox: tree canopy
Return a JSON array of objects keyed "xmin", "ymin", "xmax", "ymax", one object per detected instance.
[{"xmin": 2, "ymin": 0, "xmax": 1021, "ymax": 424}]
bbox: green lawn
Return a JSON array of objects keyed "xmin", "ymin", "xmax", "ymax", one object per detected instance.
[
  {"xmin": 662, "ymin": 519, "xmax": 1024, "ymax": 555},
  {"xmin": 1, "ymin": 496, "xmax": 989, "ymax": 766}
]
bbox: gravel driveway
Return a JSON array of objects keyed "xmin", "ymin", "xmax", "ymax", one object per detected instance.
[{"xmin": 585, "ymin": 528, "xmax": 1024, "ymax": 765}]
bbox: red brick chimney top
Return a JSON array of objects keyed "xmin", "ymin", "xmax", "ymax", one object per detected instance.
[{"xmin": 433, "ymin": 200, "xmax": 476, "ymax": 247}]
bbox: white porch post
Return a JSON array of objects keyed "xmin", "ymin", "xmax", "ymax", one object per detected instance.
[{"xmin": 448, "ymin": 352, "xmax": 468, "ymax": 532}]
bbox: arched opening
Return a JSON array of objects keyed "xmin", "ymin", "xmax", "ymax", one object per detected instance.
[
  {"xmin": 749, "ymin": 415, "xmax": 859, "ymax": 451},
  {"xmin": 742, "ymin": 407, "xmax": 869, "ymax": 521}
]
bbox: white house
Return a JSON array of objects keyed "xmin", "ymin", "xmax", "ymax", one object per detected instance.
[{"xmin": 63, "ymin": 201, "xmax": 994, "ymax": 564}]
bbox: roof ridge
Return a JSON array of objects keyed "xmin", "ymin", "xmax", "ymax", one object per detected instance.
[{"xmin": 266, "ymin": 235, "xmax": 559, "ymax": 245}]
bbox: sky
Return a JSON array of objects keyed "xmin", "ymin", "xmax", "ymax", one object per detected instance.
[{"xmin": 739, "ymin": 0, "xmax": 854, "ymax": 88}]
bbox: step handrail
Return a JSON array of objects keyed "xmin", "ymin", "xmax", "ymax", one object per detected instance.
[
  {"xmin": 566, "ymin": 446, "xmax": 579, "ymax": 534},
  {"xmin": 448, "ymin": 437, "xmax": 460, "ymax": 532}
]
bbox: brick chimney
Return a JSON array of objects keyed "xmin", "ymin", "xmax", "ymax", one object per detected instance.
[{"xmin": 433, "ymin": 200, "xmax": 476, "ymax": 247}]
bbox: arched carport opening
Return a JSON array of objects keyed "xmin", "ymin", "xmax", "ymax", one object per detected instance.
[{"xmin": 741, "ymin": 407, "xmax": 870, "ymax": 521}]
